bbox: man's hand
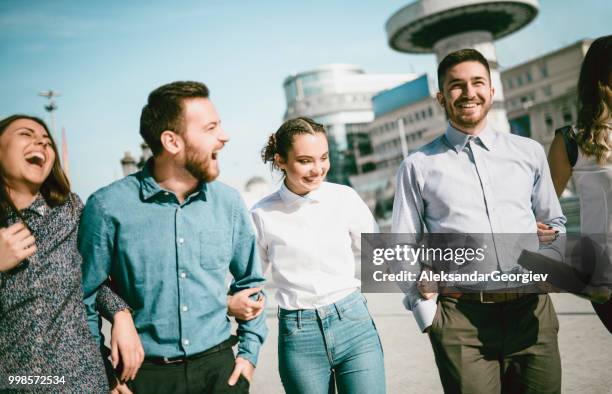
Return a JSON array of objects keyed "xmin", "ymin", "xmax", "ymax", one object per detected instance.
[
  {"xmin": 110, "ymin": 380, "xmax": 133, "ymax": 394},
  {"xmin": 536, "ymin": 222, "xmax": 559, "ymax": 245},
  {"xmin": 111, "ymin": 310, "xmax": 144, "ymax": 382},
  {"xmin": 0, "ymin": 223, "xmax": 36, "ymax": 272},
  {"xmin": 418, "ymin": 266, "xmax": 438, "ymax": 300},
  {"xmin": 228, "ymin": 356, "xmax": 254, "ymax": 386},
  {"xmin": 227, "ymin": 287, "xmax": 265, "ymax": 321}
]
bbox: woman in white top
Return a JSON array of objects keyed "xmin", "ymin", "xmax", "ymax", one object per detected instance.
[
  {"xmin": 548, "ymin": 34, "xmax": 612, "ymax": 333},
  {"xmin": 251, "ymin": 117, "xmax": 385, "ymax": 393}
]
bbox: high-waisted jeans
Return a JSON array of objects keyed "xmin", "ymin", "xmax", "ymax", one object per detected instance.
[{"xmin": 277, "ymin": 291, "xmax": 386, "ymax": 394}]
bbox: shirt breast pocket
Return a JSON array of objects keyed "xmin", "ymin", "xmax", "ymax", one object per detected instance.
[{"xmin": 200, "ymin": 229, "xmax": 231, "ymax": 270}]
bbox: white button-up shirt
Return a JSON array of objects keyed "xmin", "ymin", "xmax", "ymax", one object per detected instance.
[{"xmin": 251, "ymin": 181, "xmax": 378, "ymax": 310}]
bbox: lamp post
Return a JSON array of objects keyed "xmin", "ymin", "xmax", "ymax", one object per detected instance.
[
  {"xmin": 120, "ymin": 151, "xmax": 138, "ymax": 176},
  {"xmin": 38, "ymin": 90, "xmax": 60, "ymax": 138}
]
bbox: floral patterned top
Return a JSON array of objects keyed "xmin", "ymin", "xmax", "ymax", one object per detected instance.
[{"xmin": 0, "ymin": 193, "xmax": 127, "ymax": 393}]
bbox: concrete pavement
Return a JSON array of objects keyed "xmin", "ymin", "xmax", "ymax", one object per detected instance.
[
  {"xmin": 101, "ymin": 293, "xmax": 611, "ymax": 393},
  {"xmin": 249, "ymin": 293, "xmax": 611, "ymax": 394}
]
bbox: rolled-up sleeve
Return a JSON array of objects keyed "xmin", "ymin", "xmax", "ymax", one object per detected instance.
[{"xmin": 229, "ymin": 197, "xmax": 268, "ymax": 366}]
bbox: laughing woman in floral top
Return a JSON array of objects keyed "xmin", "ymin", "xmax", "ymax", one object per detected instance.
[{"xmin": 0, "ymin": 115, "xmax": 133, "ymax": 393}]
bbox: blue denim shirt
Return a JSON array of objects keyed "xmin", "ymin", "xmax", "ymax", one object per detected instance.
[{"xmin": 79, "ymin": 163, "xmax": 267, "ymax": 365}]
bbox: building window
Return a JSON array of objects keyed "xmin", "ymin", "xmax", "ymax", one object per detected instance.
[
  {"xmin": 545, "ymin": 114, "xmax": 553, "ymax": 131},
  {"xmin": 507, "ymin": 78, "xmax": 514, "ymax": 90},
  {"xmin": 428, "ymin": 107, "xmax": 433, "ymax": 117},
  {"xmin": 540, "ymin": 64, "xmax": 549, "ymax": 78},
  {"xmin": 526, "ymin": 72, "xmax": 533, "ymax": 83},
  {"xmin": 303, "ymin": 86, "xmax": 323, "ymax": 96},
  {"xmin": 543, "ymin": 85, "xmax": 552, "ymax": 97},
  {"xmin": 517, "ymin": 75, "xmax": 524, "ymax": 87},
  {"xmin": 562, "ymin": 108, "xmax": 572, "ymax": 123}
]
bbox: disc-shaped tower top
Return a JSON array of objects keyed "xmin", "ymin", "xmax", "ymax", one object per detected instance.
[{"xmin": 386, "ymin": 0, "xmax": 539, "ymax": 53}]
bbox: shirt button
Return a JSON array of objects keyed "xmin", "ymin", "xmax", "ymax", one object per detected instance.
[
  {"xmin": 181, "ymin": 305, "xmax": 189, "ymax": 312},
  {"xmin": 180, "ymin": 272, "xmax": 187, "ymax": 279},
  {"xmin": 164, "ymin": 192, "xmax": 169, "ymax": 196},
  {"xmin": 178, "ymin": 238, "xmax": 184, "ymax": 244},
  {"xmin": 35, "ymin": 336, "xmax": 44, "ymax": 344},
  {"xmin": 183, "ymin": 339, "xmax": 190, "ymax": 346}
]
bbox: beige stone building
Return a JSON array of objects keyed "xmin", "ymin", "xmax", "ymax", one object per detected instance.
[{"xmin": 502, "ymin": 39, "xmax": 592, "ymax": 152}]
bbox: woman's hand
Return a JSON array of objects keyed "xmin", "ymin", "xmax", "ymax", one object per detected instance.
[
  {"xmin": 227, "ymin": 287, "xmax": 265, "ymax": 321},
  {"xmin": 111, "ymin": 310, "xmax": 144, "ymax": 382},
  {"xmin": 0, "ymin": 223, "xmax": 36, "ymax": 272},
  {"xmin": 536, "ymin": 222, "xmax": 559, "ymax": 245}
]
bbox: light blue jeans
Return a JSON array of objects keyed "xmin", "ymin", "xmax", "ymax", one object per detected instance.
[{"xmin": 277, "ymin": 291, "xmax": 386, "ymax": 394}]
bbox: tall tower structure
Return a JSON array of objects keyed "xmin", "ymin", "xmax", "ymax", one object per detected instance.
[{"xmin": 385, "ymin": 0, "xmax": 539, "ymax": 133}]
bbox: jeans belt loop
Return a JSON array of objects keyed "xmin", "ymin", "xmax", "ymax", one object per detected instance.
[
  {"xmin": 334, "ymin": 302, "xmax": 343, "ymax": 320},
  {"xmin": 297, "ymin": 310, "xmax": 302, "ymax": 329}
]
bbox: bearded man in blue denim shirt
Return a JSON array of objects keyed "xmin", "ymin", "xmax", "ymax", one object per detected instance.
[{"xmin": 79, "ymin": 81, "xmax": 267, "ymax": 393}]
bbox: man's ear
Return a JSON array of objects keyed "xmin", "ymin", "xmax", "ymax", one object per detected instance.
[
  {"xmin": 160, "ymin": 130, "xmax": 183, "ymax": 155},
  {"xmin": 436, "ymin": 91, "xmax": 445, "ymax": 107}
]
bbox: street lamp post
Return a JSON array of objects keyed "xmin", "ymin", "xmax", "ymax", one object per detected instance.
[{"xmin": 38, "ymin": 90, "xmax": 60, "ymax": 138}]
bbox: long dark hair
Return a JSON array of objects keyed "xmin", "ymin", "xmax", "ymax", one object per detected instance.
[
  {"xmin": 0, "ymin": 115, "xmax": 71, "ymax": 224},
  {"xmin": 575, "ymin": 35, "xmax": 612, "ymax": 164}
]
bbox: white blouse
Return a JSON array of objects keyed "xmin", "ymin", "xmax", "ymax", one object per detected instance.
[{"xmin": 251, "ymin": 181, "xmax": 378, "ymax": 310}]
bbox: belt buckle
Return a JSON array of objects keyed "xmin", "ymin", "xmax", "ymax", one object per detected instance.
[
  {"xmin": 480, "ymin": 291, "xmax": 495, "ymax": 304},
  {"xmin": 162, "ymin": 357, "xmax": 184, "ymax": 365}
]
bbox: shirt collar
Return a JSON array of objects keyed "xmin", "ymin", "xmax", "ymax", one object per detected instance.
[
  {"xmin": 444, "ymin": 122, "xmax": 495, "ymax": 153},
  {"xmin": 279, "ymin": 181, "xmax": 323, "ymax": 206},
  {"xmin": 22, "ymin": 194, "xmax": 48, "ymax": 217},
  {"xmin": 139, "ymin": 158, "xmax": 207, "ymax": 202}
]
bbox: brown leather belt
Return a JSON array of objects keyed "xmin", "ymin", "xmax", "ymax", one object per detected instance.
[
  {"xmin": 144, "ymin": 335, "xmax": 238, "ymax": 365},
  {"xmin": 443, "ymin": 291, "xmax": 533, "ymax": 304}
]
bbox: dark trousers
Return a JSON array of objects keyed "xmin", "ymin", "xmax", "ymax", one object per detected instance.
[
  {"xmin": 128, "ymin": 346, "xmax": 250, "ymax": 394},
  {"xmin": 592, "ymin": 299, "xmax": 612, "ymax": 334},
  {"xmin": 428, "ymin": 294, "xmax": 561, "ymax": 394}
]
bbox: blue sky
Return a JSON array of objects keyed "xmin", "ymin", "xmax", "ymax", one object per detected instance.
[{"xmin": 1, "ymin": 0, "xmax": 610, "ymax": 198}]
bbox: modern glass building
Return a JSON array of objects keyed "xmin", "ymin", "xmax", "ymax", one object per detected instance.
[{"xmin": 349, "ymin": 74, "xmax": 447, "ymax": 229}]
